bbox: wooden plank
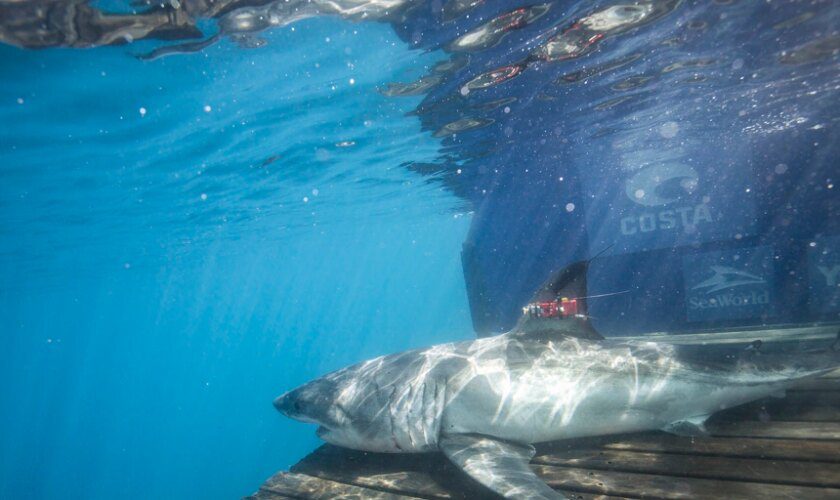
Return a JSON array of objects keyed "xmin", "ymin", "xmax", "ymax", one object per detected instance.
[
  {"xmin": 532, "ymin": 464, "xmax": 840, "ymax": 499},
  {"xmin": 259, "ymin": 432, "xmax": 840, "ymax": 498},
  {"xmin": 709, "ymin": 421, "xmax": 840, "ymax": 440},
  {"xmin": 596, "ymin": 432, "xmax": 840, "ymax": 462},
  {"xmin": 291, "ymin": 445, "xmax": 488, "ymax": 499},
  {"xmin": 533, "ymin": 448, "xmax": 840, "ymax": 487},
  {"xmin": 253, "ymin": 471, "xmax": 421, "ymax": 499},
  {"xmin": 291, "ymin": 445, "xmax": 625, "ymax": 499}
]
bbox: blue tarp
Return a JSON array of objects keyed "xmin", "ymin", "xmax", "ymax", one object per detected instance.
[{"xmin": 389, "ymin": 0, "xmax": 840, "ymax": 336}]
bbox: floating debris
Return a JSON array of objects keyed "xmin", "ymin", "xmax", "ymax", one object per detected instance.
[
  {"xmin": 533, "ymin": 1, "xmax": 680, "ymax": 62},
  {"xmin": 773, "ymin": 12, "xmax": 815, "ymax": 30},
  {"xmin": 611, "ymin": 74, "xmax": 655, "ymax": 91},
  {"xmin": 779, "ymin": 35, "xmax": 840, "ymax": 65},
  {"xmin": 463, "ymin": 63, "xmax": 526, "ymax": 91},
  {"xmin": 448, "ymin": 4, "xmax": 550, "ymax": 52},
  {"xmin": 433, "ymin": 117, "xmax": 494, "ymax": 137},
  {"xmin": 381, "ymin": 75, "xmax": 442, "ymax": 97},
  {"xmin": 662, "ymin": 58, "xmax": 716, "ymax": 73},
  {"xmin": 556, "ymin": 53, "xmax": 642, "ymax": 84}
]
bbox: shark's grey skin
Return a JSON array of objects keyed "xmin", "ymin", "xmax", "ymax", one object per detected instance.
[{"xmin": 274, "ymin": 320, "xmax": 839, "ymax": 499}]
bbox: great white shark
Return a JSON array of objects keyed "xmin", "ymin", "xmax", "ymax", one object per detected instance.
[{"xmin": 274, "ymin": 264, "xmax": 839, "ymax": 499}]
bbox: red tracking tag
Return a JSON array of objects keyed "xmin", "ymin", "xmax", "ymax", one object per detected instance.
[
  {"xmin": 560, "ymin": 298, "xmax": 578, "ymax": 317},
  {"xmin": 538, "ymin": 301, "xmax": 559, "ymax": 317}
]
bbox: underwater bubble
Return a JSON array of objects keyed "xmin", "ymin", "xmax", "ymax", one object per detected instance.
[
  {"xmin": 311, "ymin": 189, "xmax": 319, "ymax": 196},
  {"xmin": 775, "ymin": 163, "xmax": 788, "ymax": 174},
  {"xmin": 139, "ymin": 107, "xmax": 147, "ymax": 117},
  {"xmin": 200, "ymin": 193, "xmax": 207, "ymax": 201},
  {"xmin": 203, "ymin": 105, "xmax": 212, "ymax": 113},
  {"xmin": 634, "ymin": 189, "xmax": 645, "ymax": 200},
  {"xmin": 565, "ymin": 203, "xmax": 576, "ymax": 212},
  {"xmin": 16, "ymin": 97, "xmax": 24, "ymax": 104},
  {"xmin": 349, "ymin": 78, "xmax": 355, "ymax": 85}
]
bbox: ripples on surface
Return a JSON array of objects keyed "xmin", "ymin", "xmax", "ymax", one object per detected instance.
[
  {"xmin": 2, "ymin": 1, "xmax": 837, "ymax": 262},
  {"xmin": 0, "ymin": 18, "xmax": 467, "ymax": 283}
]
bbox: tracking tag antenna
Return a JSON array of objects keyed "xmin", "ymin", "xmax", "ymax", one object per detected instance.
[
  {"xmin": 588, "ymin": 244, "xmax": 614, "ymax": 263},
  {"xmin": 570, "ymin": 244, "xmax": 628, "ymax": 302},
  {"xmin": 575, "ymin": 290, "xmax": 631, "ymax": 301}
]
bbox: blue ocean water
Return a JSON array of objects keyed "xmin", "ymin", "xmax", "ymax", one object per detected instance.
[
  {"xmin": 1, "ymin": 0, "xmax": 838, "ymax": 498},
  {"xmin": 0, "ymin": 19, "xmax": 474, "ymax": 499}
]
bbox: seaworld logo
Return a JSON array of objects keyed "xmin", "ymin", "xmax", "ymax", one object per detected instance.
[
  {"xmin": 692, "ymin": 265, "xmax": 765, "ymax": 294},
  {"xmin": 688, "ymin": 265, "xmax": 770, "ymax": 311},
  {"xmin": 620, "ymin": 163, "xmax": 713, "ymax": 235}
]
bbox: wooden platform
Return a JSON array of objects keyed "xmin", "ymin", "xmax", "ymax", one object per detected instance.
[{"xmin": 248, "ymin": 368, "xmax": 840, "ymax": 499}]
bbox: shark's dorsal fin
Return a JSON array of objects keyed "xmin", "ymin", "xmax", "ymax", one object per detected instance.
[
  {"xmin": 532, "ymin": 260, "xmax": 590, "ymax": 303},
  {"xmin": 439, "ymin": 433, "xmax": 565, "ymax": 499},
  {"xmin": 512, "ymin": 251, "xmax": 609, "ymax": 341},
  {"xmin": 512, "ymin": 315, "xmax": 604, "ymax": 342}
]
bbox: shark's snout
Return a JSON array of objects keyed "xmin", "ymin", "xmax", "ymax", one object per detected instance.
[
  {"xmin": 273, "ymin": 392, "xmax": 292, "ymax": 415},
  {"xmin": 273, "ymin": 380, "xmax": 340, "ymax": 426}
]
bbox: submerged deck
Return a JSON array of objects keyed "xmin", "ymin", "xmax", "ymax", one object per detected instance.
[{"xmin": 249, "ymin": 330, "xmax": 840, "ymax": 499}]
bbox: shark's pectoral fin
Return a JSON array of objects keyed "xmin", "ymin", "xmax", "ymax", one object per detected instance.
[
  {"xmin": 439, "ymin": 433, "xmax": 565, "ymax": 499},
  {"xmin": 662, "ymin": 415, "xmax": 710, "ymax": 437}
]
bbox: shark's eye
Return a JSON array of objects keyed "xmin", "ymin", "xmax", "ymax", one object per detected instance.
[{"xmin": 294, "ymin": 401, "xmax": 303, "ymax": 412}]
